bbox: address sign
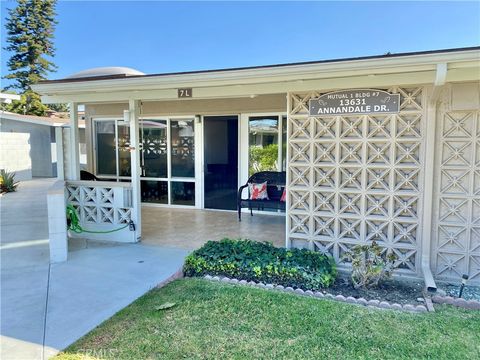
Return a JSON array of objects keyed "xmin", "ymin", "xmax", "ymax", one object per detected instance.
[{"xmin": 309, "ymin": 89, "xmax": 400, "ymax": 116}]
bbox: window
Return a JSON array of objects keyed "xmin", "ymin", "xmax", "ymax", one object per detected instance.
[
  {"xmin": 93, "ymin": 117, "xmax": 196, "ymax": 206},
  {"xmin": 170, "ymin": 119, "xmax": 195, "ymax": 177},
  {"xmin": 248, "ymin": 115, "xmax": 287, "ymax": 176}
]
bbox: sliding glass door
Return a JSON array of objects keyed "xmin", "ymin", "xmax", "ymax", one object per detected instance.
[
  {"xmin": 140, "ymin": 118, "xmax": 196, "ymax": 205},
  {"xmin": 93, "ymin": 117, "xmax": 196, "ymax": 206},
  {"xmin": 140, "ymin": 119, "xmax": 168, "ymax": 204},
  {"xmin": 203, "ymin": 116, "xmax": 238, "ymax": 210}
]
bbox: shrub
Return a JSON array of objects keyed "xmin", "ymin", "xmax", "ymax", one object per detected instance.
[
  {"xmin": 184, "ymin": 239, "xmax": 337, "ymax": 290},
  {"xmin": 0, "ymin": 169, "xmax": 19, "ymax": 193},
  {"xmin": 344, "ymin": 240, "xmax": 398, "ymax": 289},
  {"xmin": 249, "ymin": 144, "xmax": 278, "ymax": 175}
]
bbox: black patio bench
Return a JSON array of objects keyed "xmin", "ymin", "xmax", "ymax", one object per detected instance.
[
  {"xmin": 80, "ymin": 170, "xmax": 99, "ymax": 181},
  {"xmin": 237, "ymin": 171, "xmax": 286, "ymax": 221}
]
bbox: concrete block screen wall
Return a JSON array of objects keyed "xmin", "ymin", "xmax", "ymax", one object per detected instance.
[
  {"xmin": 286, "ymin": 83, "xmax": 480, "ymax": 285},
  {"xmin": 432, "ymin": 108, "xmax": 480, "ymax": 283}
]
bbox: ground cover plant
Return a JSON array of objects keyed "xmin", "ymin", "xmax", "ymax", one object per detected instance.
[
  {"xmin": 55, "ymin": 278, "xmax": 480, "ymax": 360},
  {"xmin": 344, "ymin": 240, "xmax": 398, "ymax": 289},
  {"xmin": 183, "ymin": 238, "xmax": 337, "ymax": 290},
  {"xmin": 0, "ymin": 169, "xmax": 19, "ymax": 193}
]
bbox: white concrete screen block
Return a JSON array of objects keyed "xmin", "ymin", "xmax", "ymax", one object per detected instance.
[{"xmin": 47, "ymin": 180, "xmax": 68, "ymax": 263}]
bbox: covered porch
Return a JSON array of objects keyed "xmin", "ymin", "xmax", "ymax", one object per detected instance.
[{"xmin": 141, "ymin": 207, "xmax": 285, "ymax": 249}]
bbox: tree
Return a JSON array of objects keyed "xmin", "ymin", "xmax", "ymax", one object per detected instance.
[
  {"xmin": 4, "ymin": 0, "xmax": 58, "ymax": 92},
  {"xmin": 5, "ymin": 90, "xmax": 49, "ymax": 116}
]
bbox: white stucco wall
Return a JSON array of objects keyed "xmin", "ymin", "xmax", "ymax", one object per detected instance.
[
  {"xmin": 0, "ymin": 132, "xmax": 32, "ymax": 181},
  {"xmin": 0, "ymin": 119, "xmax": 55, "ymax": 178}
]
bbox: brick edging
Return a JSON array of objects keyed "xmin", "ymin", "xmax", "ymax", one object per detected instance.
[
  {"xmin": 203, "ymin": 275, "xmax": 429, "ymax": 313},
  {"xmin": 431, "ymin": 295, "xmax": 480, "ymax": 310}
]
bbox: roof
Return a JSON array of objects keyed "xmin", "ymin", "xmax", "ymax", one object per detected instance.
[
  {"xmin": 39, "ymin": 46, "xmax": 480, "ymax": 84},
  {"xmin": 64, "ymin": 66, "xmax": 145, "ymax": 79},
  {"xmin": 0, "ymin": 111, "xmax": 85, "ymax": 128},
  {"xmin": 32, "ymin": 46, "xmax": 480, "ymax": 104}
]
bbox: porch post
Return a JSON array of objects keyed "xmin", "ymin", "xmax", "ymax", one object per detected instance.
[
  {"xmin": 129, "ymin": 99, "xmax": 142, "ymax": 240},
  {"xmin": 69, "ymin": 102, "xmax": 80, "ymax": 180}
]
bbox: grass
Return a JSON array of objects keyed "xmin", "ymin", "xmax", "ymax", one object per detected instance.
[{"xmin": 56, "ymin": 278, "xmax": 480, "ymax": 360}]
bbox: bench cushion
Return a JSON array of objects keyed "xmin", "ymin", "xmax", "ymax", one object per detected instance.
[{"xmin": 248, "ymin": 181, "xmax": 269, "ymax": 200}]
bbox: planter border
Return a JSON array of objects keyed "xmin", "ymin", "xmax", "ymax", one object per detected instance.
[
  {"xmin": 202, "ymin": 275, "xmax": 430, "ymax": 313},
  {"xmin": 431, "ymin": 295, "xmax": 480, "ymax": 310}
]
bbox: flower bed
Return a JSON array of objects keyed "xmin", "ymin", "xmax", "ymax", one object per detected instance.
[
  {"xmin": 183, "ymin": 238, "xmax": 337, "ymax": 290},
  {"xmin": 203, "ymin": 275, "xmax": 430, "ymax": 313}
]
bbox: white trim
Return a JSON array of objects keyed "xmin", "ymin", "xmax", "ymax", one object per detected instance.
[
  {"xmin": 33, "ymin": 49, "xmax": 480, "ymax": 97},
  {"xmin": 197, "ymin": 115, "xmax": 204, "ymax": 209},
  {"xmin": 55, "ymin": 127, "xmax": 65, "ymax": 180},
  {"xmin": 285, "ymin": 93, "xmax": 291, "ymax": 248},
  {"xmin": 129, "ymin": 99, "xmax": 142, "ymax": 241},
  {"xmin": 69, "ymin": 102, "xmax": 80, "ymax": 180},
  {"xmin": 239, "ymin": 113, "xmax": 249, "ymax": 188},
  {"xmin": 242, "ymin": 111, "xmax": 288, "ymax": 178}
]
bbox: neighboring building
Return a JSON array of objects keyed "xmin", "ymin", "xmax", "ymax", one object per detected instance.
[
  {"xmin": 33, "ymin": 48, "xmax": 480, "ymax": 287},
  {"xmin": 0, "ymin": 111, "xmax": 86, "ymax": 180}
]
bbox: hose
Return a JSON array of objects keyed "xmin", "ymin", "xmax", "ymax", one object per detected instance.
[{"xmin": 66, "ymin": 204, "xmax": 129, "ymax": 234}]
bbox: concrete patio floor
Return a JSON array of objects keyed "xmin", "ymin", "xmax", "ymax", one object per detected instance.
[
  {"xmin": 141, "ymin": 207, "xmax": 286, "ymax": 249},
  {"xmin": 1, "ymin": 179, "xmax": 188, "ymax": 360}
]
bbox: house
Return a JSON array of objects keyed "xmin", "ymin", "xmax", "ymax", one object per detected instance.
[
  {"xmin": 33, "ymin": 47, "xmax": 480, "ymax": 288},
  {"xmin": 0, "ymin": 110, "xmax": 86, "ymax": 180}
]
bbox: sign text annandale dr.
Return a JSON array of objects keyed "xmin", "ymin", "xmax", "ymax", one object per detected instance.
[{"xmin": 309, "ymin": 89, "xmax": 400, "ymax": 116}]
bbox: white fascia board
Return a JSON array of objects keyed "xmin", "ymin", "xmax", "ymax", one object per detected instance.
[
  {"xmin": 40, "ymin": 70, "xmax": 440, "ymax": 104},
  {"xmin": 33, "ymin": 49, "xmax": 480, "ymax": 101}
]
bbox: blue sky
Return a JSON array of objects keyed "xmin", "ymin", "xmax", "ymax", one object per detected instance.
[{"xmin": 1, "ymin": 1, "xmax": 479, "ymax": 86}]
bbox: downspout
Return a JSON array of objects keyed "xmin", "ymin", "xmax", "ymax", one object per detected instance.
[{"xmin": 421, "ymin": 63, "xmax": 447, "ymax": 292}]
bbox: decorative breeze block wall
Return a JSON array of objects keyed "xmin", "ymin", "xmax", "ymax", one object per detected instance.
[
  {"xmin": 433, "ymin": 110, "xmax": 480, "ymax": 283},
  {"xmin": 287, "ymin": 87, "xmax": 425, "ymax": 276},
  {"xmin": 65, "ymin": 182, "xmax": 136, "ymax": 242},
  {"xmin": 67, "ymin": 184, "xmax": 132, "ymax": 225}
]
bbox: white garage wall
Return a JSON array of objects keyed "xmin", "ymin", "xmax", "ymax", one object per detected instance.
[{"xmin": 0, "ymin": 132, "xmax": 32, "ymax": 181}]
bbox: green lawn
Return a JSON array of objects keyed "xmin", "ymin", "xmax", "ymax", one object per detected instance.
[{"xmin": 56, "ymin": 278, "xmax": 480, "ymax": 360}]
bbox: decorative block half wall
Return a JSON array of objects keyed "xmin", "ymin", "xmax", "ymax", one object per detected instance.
[
  {"xmin": 287, "ymin": 86, "xmax": 480, "ymax": 283},
  {"xmin": 287, "ymin": 87, "xmax": 425, "ymax": 274}
]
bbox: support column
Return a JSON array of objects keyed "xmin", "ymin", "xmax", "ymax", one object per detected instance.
[
  {"xmin": 129, "ymin": 100, "xmax": 142, "ymax": 240},
  {"xmin": 69, "ymin": 102, "xmax": 80, "ymax": 180},
  {"xmin": 55, "ymin": 127, "xmax": 64, "ymax": 180},
  {"xmin": 285, "ymin": 93, "xmax": 291, "ymax": 249}
]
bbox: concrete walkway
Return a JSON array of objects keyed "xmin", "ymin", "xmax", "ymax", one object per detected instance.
[{"xmin": 1, "ymin": 179, "xmax": 188, "ymax": 359}]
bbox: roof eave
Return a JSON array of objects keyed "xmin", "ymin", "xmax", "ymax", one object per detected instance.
[{"xmin": 32, "ymin": 48, "xmax": 480, "ymax": 98}]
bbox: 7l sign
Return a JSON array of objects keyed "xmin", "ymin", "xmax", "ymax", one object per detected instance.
[{"xmin": 178, "ymin": 88, "xmax": 193, "ymax": 98}]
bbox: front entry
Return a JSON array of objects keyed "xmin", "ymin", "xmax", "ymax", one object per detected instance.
[{"xmin": 203, "ymin": 116, "xmax": 238, "ymax": 210}]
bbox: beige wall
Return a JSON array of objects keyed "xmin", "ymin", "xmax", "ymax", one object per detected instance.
[
  {"xmin": 84, "ymin": 94, "xmax": 286, "ymax": 118},
  {"xmin": 84, "ymin": 94, "xmax": 287, "ymax": 171}
]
